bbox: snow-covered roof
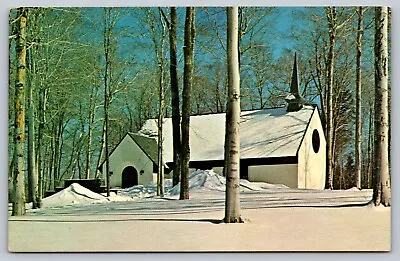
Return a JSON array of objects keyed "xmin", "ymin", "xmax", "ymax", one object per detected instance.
[
  {"xmin": 128, "ymin": 133, "xmax": 158, "ymax": 164},
  {"xmin": 138, "ymin": 105, "xmax": 317, "ymax": 163}
]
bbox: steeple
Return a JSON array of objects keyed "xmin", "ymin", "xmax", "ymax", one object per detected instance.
[
  {"xmin": 290, "ymin": 52, "xmax": 300, "ymax": 97},
  {"xmin": 285, "ymin": 52, "xmax": 305, "ymax": 112}
]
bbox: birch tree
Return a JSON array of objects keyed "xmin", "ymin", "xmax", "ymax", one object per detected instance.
[
  {"xmin": 12, "ymin": 7, "xmax": 27, "ymax": 216},
  {"xmin": 373, "ymin": 6, "xmax": 391, "ymax": 206},
  {"xmin": 224, "ymin": 7, "xmax": 243, "ymax": 223},
  {"xmin": 325, "ymin": 7, "xmax": 336, "ymax": 190},
  {"xmin": 139, "ymin": 7, "xmax": 168, "ymax": 196},
  {"xmin": 324, "ymin": 7, "xmax": 355, "ymax": 189},
  {"xmin": 24, "ymin": 7, "xmax": 90, "ymax": 193},
  {"xmin": 27, "ymin": 47, "xmax": 40, "ymax": 208},
  {"xmin": 155, "ymin": 8, "xmax": 167, "ymax": 197},
  {"xmin": 85, "ymin": 76, "xmax": 99, "ymax": 179},
  {"xmin": 180, "ymin": 7, "xmax": 195, "ymax": 200},
  {"xmin": 35, "ymin": 33, "xmax": 46, "ymax": 202},
  {"xmin": 355, "ymin": 7, "xmax": 365, "ymax": 189},
  {"xmin": 99, "ymin": 7, "xmax": 137, "ymax": 194},
  {"xmin": 102, "ymin": 7, "xmax": 117, "ymax": 197}
]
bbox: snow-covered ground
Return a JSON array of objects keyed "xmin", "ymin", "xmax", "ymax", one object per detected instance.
[
  {"xmin": 8, "ymin": 170, "xmax": 390, "ymax": 252},
  {"xmin": 21, "ymin": 170, "xmax": 372, "ymax": 216}
]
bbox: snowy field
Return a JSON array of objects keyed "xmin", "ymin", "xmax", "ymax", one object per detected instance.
[{"xmin": 8, "ymin": 170, "xmax": 391, "ymax": 252}]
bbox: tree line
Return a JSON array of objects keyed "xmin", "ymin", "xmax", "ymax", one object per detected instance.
[{"xmin": 9, "ymin": 6, "xmax": 390, "ymax": 217}]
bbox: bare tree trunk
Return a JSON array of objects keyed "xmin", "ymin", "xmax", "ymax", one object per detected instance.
[
  {"xmin": 367, "ymin": 106, "xmax": 373, "ymax": 188},
  {"xmin": 180, "ymin": 7, "xmax": 195, "ymax": 200},
  {"xmin": 36, "ymin": 85, "xmax": 46, "ymax": 204},
  {"xmin": 12, "ymin": 7, "xmax": 27, "ymax": 216},
  {"xmin": 85, "ymin": 113, "xmax": 93, "ymax": 180},
  {"xmin": 85, "ymin": 84, "xmax": 96, "ymax": 179},
  {"xmin": 215, "ymin": 67, "xmax": 221, "ymax": 113},
  {"xmin": 339, "ymin": 162, "xmax": 342, "ymax": 190},
  {"xmin": 53, "ymin": 114, "xmax": 63, "ymax": 188},
  {"xmin": 325, "ymin": 7, "xmax": 336, "ymax": 190},
  {"xmin": 157, "ymin": 67, "xmax": 165, "ymax": 197},
  {"xmin": 104, "ymin": 91, "xmax": 110, "ymax": 197},
  {"xmin": 27, "ymin": 49, "xmax": 39, "ymax": 208},
  {"xmin": 224, "ymin": 7, "xmax": 243, "ymax": 223},
  {"xmin": 373, "ymin": 6, "xmax": 391, "ymax": 207},
  {"xmin": 355, "ymin": 7, "xmax": 365, "ymax": 190},
  {"xmin": 157, "ymin": 9, "xmax": 166, "ymax": 197},
  {"xmin": 49, "ymin": 127, "xmax": 55, "ymax": 190},
  {"xmin": 36, "ymin": 17, "xmax": 48, "ymax": 199},
  {"xmin": 96, "ymin": 119, "xmax": 106, "ymax": 179},
  {"xmin": 8, "ymin": 148, "xmax": 15, "ymax": 202},
  {"xmin": 28, "ymin": 9, "xmax": 43, "ymax": 208},
  {"xmin": 103, "ymin": 8, "xmax": 112, "ymax": 197},
  {"xmin": 57, "ymin": 120, "xmax": 67, "ymax": 186},
  {"xmin": 168, "ymin": 7, "xmax": 181, "ymax": 187}
]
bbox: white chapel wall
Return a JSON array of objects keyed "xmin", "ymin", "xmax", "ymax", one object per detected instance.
[
  {"xmin": 248, "ymin": 164, "xmax": 298, "ymax": 188},
  {"xmin": 103, "ymin": 135, "xmax": 154, "ymax": 187},
  {"xmin": 297, "ymin": 107, "xmax": 326, "ymax": 189}
]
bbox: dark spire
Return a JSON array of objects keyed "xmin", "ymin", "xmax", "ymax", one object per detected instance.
[
  {"xmin": 285, "ymin": 52, "xmax": 305, "ymax": 112},
  {"xmin": 290, "ymin": 52, "xmax": 300, "ymax": 97}
]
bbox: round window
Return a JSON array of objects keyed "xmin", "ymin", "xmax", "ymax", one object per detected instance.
[{"xmin": 312, "ymin": 129, "xmax": 320, "ymax": 153}]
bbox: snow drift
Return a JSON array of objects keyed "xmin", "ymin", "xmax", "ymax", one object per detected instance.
[
  {"xmin": 34, "ymin": 170, "xmax": 288, "ymax": 209},
  {"xmin": 120, "ymin": 179, "xmax": 173, "ymax": 198},
  {"xmin": 168, "ymin": 169, "xmax": 288, "ymax": 195},
  {"xmin": 117, "ymin": 169, "xmax": 230, "ymax": 197},
  {"xmin": 42, "ymin": 183, "xmax": 108, "ymax": 207},
  {"xmin": 168, "ymin": 170, "xmax": 226, "ymax": 195}
]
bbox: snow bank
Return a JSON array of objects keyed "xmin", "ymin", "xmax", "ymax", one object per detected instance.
[
  {"xmin": 105, "ymin": 192, "xmax": 135, "ymax": 202},
  {"xmin": 169, "ymin": 170, "xmax": 225, "ymax": 195},
  {"xmin": 118, "ymin": 169, "xmax": 288, "ymax": 198},
  {"xmin": 120, "ymin": 184, "xmax": 157, "ymax": 198},
  {"xmin": 346, "ymin": 187, "xmax": 361, "ymax": 191},
  {"xmin": 42, "ymin": 183, "xmax": 108, "ymax": 207},
  {"xmin": 33, "ymin": 172, "xmax": 288, "ymax": 209},
  {"xmin": 168, "ymin": 169, "xmax": 288, "ymax": 195},
  {"xmin": 120, "ymin": 179, "xmax": 173, "ymax": 198},
  {"xmin": 164, "ymin": 179, "xmax": 173, "ymax": 188},
  {"xmin": 239, "ymin": 179, "xmax": 288, "ymax": 191}
]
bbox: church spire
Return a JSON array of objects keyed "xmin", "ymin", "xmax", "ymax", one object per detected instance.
[
  {"xmin": 285, "ymin": 52, "xmax": 305, "ymax": 112},
  {"xmin": 290, "ymin": 52, "xmax": 300, "ymax": 97}
]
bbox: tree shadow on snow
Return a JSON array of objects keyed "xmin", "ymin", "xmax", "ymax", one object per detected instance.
[{"xmin": 9, "ymin": 217, "xmax": 225, "ymax": 224}]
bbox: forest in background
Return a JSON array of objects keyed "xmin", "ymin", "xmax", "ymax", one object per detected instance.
[{"xmin": 8, "ymin": 7, "xmax": 391, "ymax": 200}]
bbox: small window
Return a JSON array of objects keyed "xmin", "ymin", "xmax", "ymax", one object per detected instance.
[{"xmin": 312, "ymin": 129, "xmax": 320, "ymax": 153}]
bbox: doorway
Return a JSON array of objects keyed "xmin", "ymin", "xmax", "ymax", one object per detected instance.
[{"xmin": 121, "ymin": 166, "xmax": 138, "ymax": 188}]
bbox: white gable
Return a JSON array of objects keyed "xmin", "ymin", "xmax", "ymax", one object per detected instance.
[{"xmin": 139, "ymin": 105, "xmax": 316, "ymax": 163}]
